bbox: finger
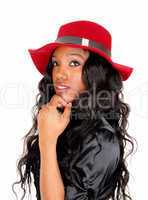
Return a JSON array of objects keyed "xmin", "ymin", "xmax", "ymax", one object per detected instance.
[
  {"xmin": 49, "ymin": 95, "xmax": 68, "ymax": 107},
  {"xmin": 62, "ymin": 102, "xmax": 72, "ymax": 119},
  {"xmin": 40, "ymin": 104, "xmax": 47, "ymax": 110}
]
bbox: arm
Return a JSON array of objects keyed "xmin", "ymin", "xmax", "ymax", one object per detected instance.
[
  {"xmin": 37, "ymin": 95, "xmax": 72, "ymax": 200},
  {"xmin": 40, "ymin": 140, "xmax": 65, "ymax": 200}
]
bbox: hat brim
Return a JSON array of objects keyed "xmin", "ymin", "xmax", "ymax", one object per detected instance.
[{"xmin": 28, "ymin": 42, "xmax": 133, "ymax": 81}]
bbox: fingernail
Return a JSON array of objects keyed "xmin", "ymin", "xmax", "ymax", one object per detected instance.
[{"xmin": 68, "ymin": 102, "xmax": 72, "ymax": 106}]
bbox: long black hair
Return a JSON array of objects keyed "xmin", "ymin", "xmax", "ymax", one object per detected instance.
[{"xmin": 12, "ymin": 50, "xmax": 137, "ymax": 200}]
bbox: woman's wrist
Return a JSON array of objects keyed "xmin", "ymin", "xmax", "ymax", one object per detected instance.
[
  {"xmin": 39, "ymin": 134, "xmax": 58, "ymax": 154},
  {"xmin": 40, "ymin": 141, "xmax": 58, "ymax": 163}
]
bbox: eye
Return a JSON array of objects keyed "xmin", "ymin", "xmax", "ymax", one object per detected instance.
[
  {"xmin": 70, "ymin": 60, "xmax": 81, "ymax": 67},
  {"xmin": 51, "ymin": 60, "xmax": 81, "ymax": 67},
  {"xmin": 52, "ymin": 60, "xmax": 58, "ymax": 67}
]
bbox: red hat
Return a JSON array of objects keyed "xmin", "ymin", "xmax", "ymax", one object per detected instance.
[{"xmin": 28, "ymin": 20, "xmax": 133, "ymax": 81}]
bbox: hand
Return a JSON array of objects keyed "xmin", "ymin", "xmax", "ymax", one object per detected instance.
[{"xmin": 37, "ymin": 94, "xmax": 72, "ymax": 149}]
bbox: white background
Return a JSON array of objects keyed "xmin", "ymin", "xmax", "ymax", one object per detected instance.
[{"xmin": 0, "ymin": 0, "xmax": 147, "ymax": 199}]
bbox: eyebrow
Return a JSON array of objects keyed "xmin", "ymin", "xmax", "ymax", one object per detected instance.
[{"xmin": 52, "ymin": 53, "xmax": 85, "ymax": 60}]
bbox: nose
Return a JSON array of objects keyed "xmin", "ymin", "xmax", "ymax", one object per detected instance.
[{"xmin": 55, "ymin": 66, "xmax": 68, "ymax": 80}]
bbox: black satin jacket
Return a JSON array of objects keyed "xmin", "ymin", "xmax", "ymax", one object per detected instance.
[{"xmin": 32, "ymin": 118, "xmax": 120, "ymax": 200}]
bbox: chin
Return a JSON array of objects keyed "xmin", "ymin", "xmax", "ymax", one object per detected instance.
[{"xmin": 55, "ymin": 91, "xmax": 77, "ymax": 104}]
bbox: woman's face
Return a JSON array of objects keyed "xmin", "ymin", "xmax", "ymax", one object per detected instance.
[{"xmin": 51, "ymin": 46, "xmax": 90, "ymax": 103}]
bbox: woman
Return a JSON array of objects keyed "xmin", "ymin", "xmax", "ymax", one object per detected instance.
[{"xmin": 12, "ymin": 20, "xmax": 135, "ymax": 200}]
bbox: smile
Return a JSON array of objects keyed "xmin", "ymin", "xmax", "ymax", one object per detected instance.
[
  {"xmin": 56, "ymin": 86, "xmax": 69, "ymax": 89},
  {"xmin": 55, "ymin": 86, "xmax": 70, "ymax": 93}
]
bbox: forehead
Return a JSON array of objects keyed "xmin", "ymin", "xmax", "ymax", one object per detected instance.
[{"xmin": 52, "ymin": 46, "xmax": 89, "ymax": 57}]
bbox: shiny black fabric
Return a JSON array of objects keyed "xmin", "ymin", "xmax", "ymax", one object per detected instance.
[{"xmin": 32, "ymin": 120, "xmax": 120, "ymax": 200}]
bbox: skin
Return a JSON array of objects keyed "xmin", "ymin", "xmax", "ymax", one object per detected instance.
[{"xmin": 37, "ymin": 46, "xmax": 90, "ymax": 199}]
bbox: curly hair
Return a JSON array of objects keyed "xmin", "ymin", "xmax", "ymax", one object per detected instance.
[{"xmin": 12, "ymin": 50, "xmax": 137, "ymax": 200}]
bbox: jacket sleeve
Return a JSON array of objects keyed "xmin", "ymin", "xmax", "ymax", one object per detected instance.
[{"xmin": 64, "ymin": 129, "xmax": 120, "ymax": 200}]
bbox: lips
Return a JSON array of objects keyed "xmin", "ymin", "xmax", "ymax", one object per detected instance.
[
  {"xmin": 55, "ymin": 83, "xmax": 70, "ymax": 92},
  {"xmin": 56, "ymin": 85, "xmax": 70, "ymax": 89}
]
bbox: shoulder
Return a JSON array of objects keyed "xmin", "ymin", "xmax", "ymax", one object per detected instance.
[
  {"xmin": 81, "ymin": 128, "xmax": 120, "ymax": 159},
  {"xmin": 95, "ymin": 128, "xmax": 120, "ymax": 160},
  {"xmin": 93, "ymin": 129, "xmax": 120, "ymax": 173},
  {"xmin": 71, "ymin": 128, "xmax": 120, "ymax": 175}
]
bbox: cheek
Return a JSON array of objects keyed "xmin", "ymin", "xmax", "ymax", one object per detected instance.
[
  {"xmin": 52, "ymin": 69, "xmax": 56, "ymax": 81},
  {"xmin": 71, "ymin": 73, "xmax": 86, "ymax": 91}
]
